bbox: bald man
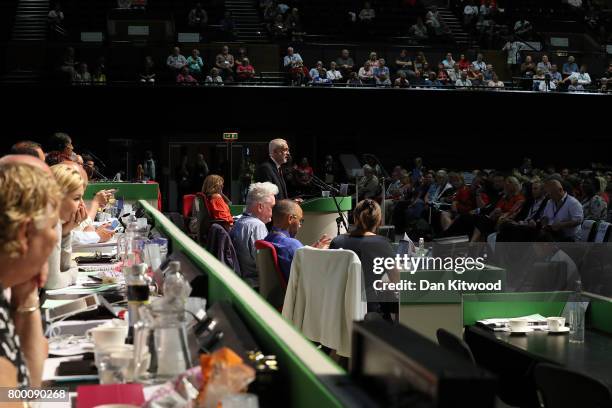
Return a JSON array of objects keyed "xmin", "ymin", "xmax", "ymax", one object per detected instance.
[
  {"xmin": 263, "ymin": 199, "xmax": 330, "ymax": 280},
  {"xmin": 541, "ymin": 178, "xmax": 583, "ymax": 241},
  {"xmin": 255, "ymin": 139, "xmax": 290, "ymax": 200}
]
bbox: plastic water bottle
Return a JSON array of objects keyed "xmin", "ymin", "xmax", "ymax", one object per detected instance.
[
  {"xmin": 569, "ymin": 280, "xmax": 585, "ymax": 344},
  {"xmin": 418, "ymin": 238, "xmax": 425, "ymax": 257},
  {"xmin": 163, "ymin": 261, "xmax": 191, "ymax": 302}
]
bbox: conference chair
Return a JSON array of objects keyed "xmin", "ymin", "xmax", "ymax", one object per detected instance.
[
  {"xmin": 255, "ymin": 240, "xmax": 287, "ymax": 311},
  {"xmin": 578, "ymin": 219, "xmax": 597, "ymax": 242},
  {"xmin": 282, "ymin": 247, "xmax": 367, "ymax": 358},
  {"xmin": 436, "ymin": 328, "xmax": 476, "ymax": 365},
  {"xmin": 534, "ymin": 363, "xmax": 612, "ymax": 408}
]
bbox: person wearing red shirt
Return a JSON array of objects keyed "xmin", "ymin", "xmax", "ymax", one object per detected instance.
[
  {"xmin": 472, "ymin": 176, "xmax": 525, "ymax": 241},
  {"xmin": 236, "ymin": 58, "xmax": 256, "ymax": 82},
  {"xmin": 201, "ymin": 174, "xmax": 234, "ymax": 227},
  {"xmin": 457, "ymin": 54, "xmax": 471, "ymax": 71}
]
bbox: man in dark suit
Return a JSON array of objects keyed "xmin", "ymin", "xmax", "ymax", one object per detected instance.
[{"xmin": 255, "ymin": 138, "xmax": 290, "ymax": 200}]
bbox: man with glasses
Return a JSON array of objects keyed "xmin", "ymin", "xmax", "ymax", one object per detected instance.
[
  {"xmin": 264, "ymin": 199, "xmax": 331, "ymax": 281},
  {"xmin": 255, "ymin": 138, "xmax": 290, "ymax": 200}
]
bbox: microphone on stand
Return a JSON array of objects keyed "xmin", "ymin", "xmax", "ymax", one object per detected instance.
[
  {"xmin": 82, "ymin": 148, "xmax": 108, "ymax": 169},
  {"xmin": 309, "ymin": 173, "xmax": 348, "ymax": 233}
]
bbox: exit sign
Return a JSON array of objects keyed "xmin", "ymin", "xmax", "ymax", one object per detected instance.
[{"xmin": 223, "ymin": 132, "xmax": 238, "ymax": 141}]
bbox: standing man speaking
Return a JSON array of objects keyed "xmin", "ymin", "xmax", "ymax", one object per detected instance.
[{"xmin": 255, "ymin": 139, "xmax": 290, "ymax": 200}]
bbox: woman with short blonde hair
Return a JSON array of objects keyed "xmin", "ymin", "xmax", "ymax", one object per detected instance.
[
  {"xmin": 45, "ymin": 163, "xmax": 87, "ymax": 289},
  {"xmin": 0, "ymin": 163, "xmax": 61, "ymax": 388}
]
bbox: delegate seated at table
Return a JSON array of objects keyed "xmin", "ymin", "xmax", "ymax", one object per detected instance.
[{"xmin": 0, "ymin": 159, "xmax": 60, "ymax": 389}]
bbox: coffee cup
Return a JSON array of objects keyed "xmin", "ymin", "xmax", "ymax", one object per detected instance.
[
  {"xmin": 322, "ymin": 191, "xmax": 330, "ymax": 198},
  {"xmin": 508, "ymin": 318, "xmax": 528, "ymax": 332},
  {"xmin": 87, "ymin": 325, "xmax": 128, "ymax": 349},
  {"xmin": 546, "ymin": 317, "xmax": 566, "ymax": 331}
]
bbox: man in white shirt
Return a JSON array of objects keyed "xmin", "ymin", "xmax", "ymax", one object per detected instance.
[
  {"xmin": 564, "ymin": 65, "xmax": 591, "ymax": 86},
  {"xmin": 326, "ymin": 61, "xmax": 343, "ymax": 81},
  {"xmin": 472, "ymin": 53, "xmax": 486, "ymax": 72},
  {"xmin": 541, "ymin": 178, "xmax": 583, "ymax": 241},
  {"xmin": 166, "ymin": 47, "xmax": 187, "ymax": 73},
  {"xmin": 455, "ymin": 71, "xmax": 472, "ymax": 88}
]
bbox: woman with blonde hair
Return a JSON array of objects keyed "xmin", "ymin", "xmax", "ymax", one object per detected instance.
[
  {"xmin": 45, "ymin": 163, "xmax": 87, "ymax": 289},
  {"xmin": 0, "ymin": 162, "xmax": 61, "ymax": 388},
  {"xmin": 330, "ymin": 199, "xmax": 399, "ymax": 319},
  {"xmin": 202, "ymin": 174, "xmax": 234, "ymax": 226}
]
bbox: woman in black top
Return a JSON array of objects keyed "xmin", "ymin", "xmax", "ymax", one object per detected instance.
[
  {"xmin": 0, "ymin": 161, "xmax": 61, "ymax": 388},
  {"xmin": 330, "ymin": 199, "xmax": 399, "ymax": 318}
]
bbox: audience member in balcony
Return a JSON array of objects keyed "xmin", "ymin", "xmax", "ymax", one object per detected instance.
[
  {"xmin": 532, "ymin": 69, "xmax": 550, "ymax": 92},
  {"xmin": 177, "ymin": 66, "xmax": 198, "ymax": 85},
  {"xmin": 425, "ymin": 6, "xmax": 446, "ymax": 37},
  {"xmin": 263, "ymin": 0, "xmax": 278, "ymax": 21},
  {"xmin": 394, "ymin": 71, "xmax": 410, "ymax": 88},
  {"xmin": 139, "ymin": 56, "xmax": 156, "ymax": 84},
  {"xmin": 327, "ymin": 62, "xmax": 343, "ymax": 82},
  {"xmin": 513, "ymin": 17, "xmax": 532, "ymax": 38},
  {"xmin": 312, "ymin": 69, "xmax": 332, "ymax": 86},
  {"xmin": 395, "ymin": 49, "xmax": 415, "ymax": 78},
  {"xmin": 347, "ymin": 72, "xmax": 363, "ymax": 87},
  {"xmin": 549, "ymin": 64, "xmax": 562, "ymax": 83},
  {"xmin": 59, "ymin": 47, "xmax": 78, "ymax": 82},
  {"xmin": 563, "ymin": 65, "xmax": 591, "ymax": 87},
  {"xmin": 215, "ymin": 45, "xmax": 235, "ymax": 81},
  {"xmin": 487, "ymin": 72, "xmax": 504, "ymax": 88},
  {"xmin": 455, "ymin": 70, "xmax": 472, "ymax": 88},
  {"xmin": 373, "ymin": 59, "xmax": 390, "ymax": 82},
  {"xmin": 481, "ymin": 64, "xmax": 494, "ymax": 81},
  {"xmin": 408, "ymin": 17, "xmax": 427, "ymax": 41},
  {"xmin": 600, "ymin": 78, "xmax": 610, "ymax": 93},
  {"xmin": 48, "ymin": 3, "xmax": 66, "ymax": 37},
  {"xmin": 220, "ymin": 11, "xmax": 237, "ymax": 40},
  {"xmin": 536, "ymin": 55, "xmax": 551, "ymax": 74},
  {"xmin": 424, "ymin": 71, "xmax": 444, "ymax": 87},
  {"xmin": 309, "ymin": 61, "xmax": 323, "ymax": 80},
  {"xmin": 285, "ymin": 8, "xmax": 304, "ymax": 41},
  {"xmin": 520, "ymin": 55, "xmax": 536, "ymax": 77},
  {"xmin": 186, "ymin": 49, "xmax": 204, "ymax": 80},
  {"xmin": 188, "ymin": 3, "xmax": 208, "ymax": 30},
  {"xmin": 447, "ymin": 63, "xmax": 460, "ymax": 82},
  {"xmin": 167, "ymin": 47, "xmax": 188, "ymax": 75},
  {"xmin": 289, "ymin": 61, "xmax": 310, "ymax": 86},
  {"xmin": 463, "ymin": 0, "xmax": 479, "ymax": 27},
  {"xmin": 270, "ymin": 14, "xmax": 288, "ymax": 38},
  {"xmin": 437, "ymin": 63, "xmax": 449, "ymax": 83},
  {"xmin": 442, "ymin": 53, "xmax": 455, "ymax": 70},
  {"xmin": 502, "ymin": 37, "xmax": 527, "ymax": 73},
  {"xmin": 567, "ymin": 79, "xmax": 584, "ymax": 92},
  {"xmin": 467, "ymin": 66, "xmax": 483, "ymax": 86},
  {"xmin": 236, "ymin": 58, "xmax": 256, "ymax": 82},
  {"xmin": 367, "ymin": 52, "xmax": 380, "ymax": 69},
  {"xmin": 358, "ymin": 61, "xmax": 374, "ymax": 85},
  {"xmin": 92, "ymin": 65, "xmax": 106, "ymax": 85},
  {"xmin": 602, "ymin": 62, "xmax": 612, "ymax": 80},
  {"xmin": 414, "ymin": 52, "xmax": 427, "ymax": 72},
  {"xmin": 472, "ymin": 53, "xmax": 486, "ymax": 72},
  {"xmin": 376, "ymin": 74, "xmax": 392, "ymax": 87},
  {"xmin": 336, "ymin": 49, "xmax": 355, "ymax": 78},
  {"xmin": 205, "ymin": 68, "xmax": 224, "ymax": 86},
  {"xmin": 359, "ymin": 2, "xmax": 376, "ymax": 28},
  {"xmin": 283, "ymin": 47, "xmax": 303, "ymax": 69},
  {"xmin": 456, "ymin": 53, "xmax": 470, "ymax": 71},
  {"xmin": 581, "ymin": 178, "xmax": 607, "ymax": 221},
  {"xmin": 562, "ymin": 55, "xmax": 579, "ymax": 76},
  {"xmin": 72, "ymin": 63, "xmax": 91, "ymax": 86}
]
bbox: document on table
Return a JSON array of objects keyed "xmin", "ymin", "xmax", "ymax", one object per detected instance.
[{"xmin": 477, "ymin": 314, "xmax": 548, "ymax": 331}]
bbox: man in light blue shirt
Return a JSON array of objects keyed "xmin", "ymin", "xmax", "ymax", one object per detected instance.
[
  {"xmin": 230, "ymin": 182, "xmax": 278, "ymax": 288},
  {"xmin": 542, "ymin": 178, "xmax": 583, "ymax": 241},
  {"xmin": 283, "ymin": 47, "xmax": 303, "ymax": 68},
  {"xmin": 373, "ymin": 58, "xmax": 390, "ymax": 80},
  {"xmin": 562, "ymin": 56, "xmax": 579, "ymax": 76}
]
